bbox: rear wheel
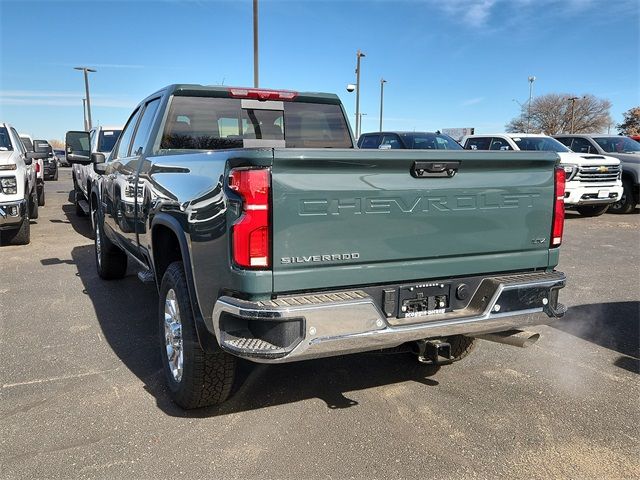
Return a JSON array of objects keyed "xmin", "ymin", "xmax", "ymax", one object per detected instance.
[
  {"xmin": 576, "ymin": 204, "xmax": 609, "ymax": 217},
  {"xmin": 160, "ymin": 261, "xmax": 236, "ymax": 409},
  {"xmin": 29, "ymin": 190, "xmax": 38, "ymax": 220},
  {"xmin": 37, "ymin": 184, "xmax": 45, "ymax": 206},
  {"xmin": 94, "ymin": 210, "xmax": 127, "ymax": 279},
  {"xmin": 445, "ymin": 335, "xmax": 476, "ymax": 362},
  {"xmin": 609, "ymin": 179, "xmax": 636, "ymax": 214}
]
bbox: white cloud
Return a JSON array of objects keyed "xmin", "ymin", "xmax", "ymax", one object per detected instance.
[
  {"xmin": 461, "ymin": 96, "xmax": 485, "ymax": 106},
  {"xmin": 0, "ymin": 90, "xmax": 136, "ymax": 108}
]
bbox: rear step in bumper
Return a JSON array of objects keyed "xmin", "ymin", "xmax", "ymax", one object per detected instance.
[{"xmin": 210, "ymin": 271, "xmax": 566, "ymax": 364}]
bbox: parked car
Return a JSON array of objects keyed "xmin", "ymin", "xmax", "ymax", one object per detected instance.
[
  {"xmin": 33, "ymin": 139, "xmax": 58, "ymax": 181},
  {"xmin": 0, "ymin": 123, "xmax": 46, "ymax": 245},
  {"xmin": 67, "ymin": 84, "xmax": 566, "ymax": 409},
  {"xmin": 54, "ymin": 149, "xmax": 69, "ymax": 167},
  {"xmin": 358, "ymin": 131, "xmax": 462, "ymax": 150},
  {"xmin": 554, "ymin": 134, "xmax": 639, "ymax": 214},
  {"xmin": 72, "ymin": 125, "xmax": 122, "ymax": 221},
  {"xmin": 461, "ymin": 133, "xmax": 623, "ymax": 217},
  {"xmin": 19, "ymin": 134, "xmax": 45, "ymax": 206}
]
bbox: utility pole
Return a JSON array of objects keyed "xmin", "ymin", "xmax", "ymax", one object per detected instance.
[
  {"xmin": 379, "ymin": 78, "xmax": 387, "ymax": 132},
  {"xmin": 253, "ymin": 0, "xmax": 259, "ymax": 88},
  {"xmin": 354, "ymin": 50, "xmax": 365, "ymax": 138},
  {"xmin": 568, "ymin": 96, "xmax": 579, "ymax": 133},
  {"xmin": 82, "ymin": 98, "xmax": 88, "ymax": 130},
  {"xmin": 526, "ymin": 75, "xmax": 536, "ymax": 133},
  {"xmin": 74, "ymin": 67, "xmax": 96, "ymax": 130}
]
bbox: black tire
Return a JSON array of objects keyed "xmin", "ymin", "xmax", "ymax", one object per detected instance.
[
  {"xmin": 74, "ymin": 188, "xmax": 86, "ymax": 217},
  {"xmin": 3, "ymin": 199, "xmax": 30, "ymax": 246},
  {"xmin": 37, "ymin": 184, "xmax": 45, "ymax": 206},
  {"xmin": 445, "ymin": 335, "xmax": 476, "ymax": 362},
  {"xmin": 576, "ymin": 204, "xmax": 609, "ymax": 217},
  {"xmin": 29, "ymin": 190, "xmax": 38, "ymax": 220},
  {"xmin": 159, "ymin": 261, "xmax": 236, "ymax": 409},
  {"xmin": 94, "ymin": 211, "xmax": 127, "ymax": 279},
  {"xmin": 609, "ymin": 179, "xmax": 636, "ymax": 214}
]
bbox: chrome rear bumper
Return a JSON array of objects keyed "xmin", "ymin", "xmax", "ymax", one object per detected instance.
[{"xmin": 210, "ymin": 271, "xmax": 566, "ymax": 363}]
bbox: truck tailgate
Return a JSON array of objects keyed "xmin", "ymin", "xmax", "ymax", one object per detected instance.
[{"xmin": 271, "ymin": 149, "xmax": 559, "ymax": 293}]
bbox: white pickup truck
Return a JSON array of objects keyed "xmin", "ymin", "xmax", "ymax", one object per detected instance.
[
  {"xmin": 0, "ymin": 123, "xmax": 45, "ymax": 245},
  {"xmin": 461, "ymin": 133, "xmax": 623, "ymax": 217},
  {"xmin": 72, "ymin": 125, "xmax": 122, "ymax": 220}
]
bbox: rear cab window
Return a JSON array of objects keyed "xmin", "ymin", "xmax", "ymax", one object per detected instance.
[
  {"xmin": 98, "ymin": 129, "xmax": 123, "ymax": 153},
  {"xmin": 464, "ymin": 137, "xmax": 492, "ymax": 150},
  {"xmin": 159, "ymin": 96, "xmax": 352, "ymax": 151}
]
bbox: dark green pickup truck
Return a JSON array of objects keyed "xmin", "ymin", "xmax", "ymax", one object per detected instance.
[{"xmin": 66, "ymin": 85, "xmax": 567, "ymax": 409}]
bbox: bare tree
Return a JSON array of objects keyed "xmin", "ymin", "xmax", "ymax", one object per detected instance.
[
  {"xmin": 506, "ymin": 93, "xmax": 612, "ymax": 135},
  {"xmin": 48, "ymin": 139, "xmax": 64, "ymax": 149},
  {"xmin": 617, "ymin": 106, "xmax": 640, "ymax": 136}
]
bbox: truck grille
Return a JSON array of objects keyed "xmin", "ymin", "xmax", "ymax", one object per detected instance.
[{"xmin": 575, "ymin": 165, "xmax": 620, "ymax": 183}]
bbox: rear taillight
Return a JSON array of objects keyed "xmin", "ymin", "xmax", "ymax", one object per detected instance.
[
  {"xmin": 35, "ymin": 162, "xmax": 41, "ymax": 173},
  {"xmin": 228, "ymin": 88, "xmax": 298, "ymax": 101},
  {"xmin": 551, "ymin": 166, "xmax": 565, "ymax": 247},
  {"xmin": 229, "ymin": 168, "xmax": 271, "ymax": 268}
]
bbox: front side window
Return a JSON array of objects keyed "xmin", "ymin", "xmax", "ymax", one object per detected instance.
[
  {"xmin": 381, "ymin": 134, "xmax": 402, "ymax": 149},
  {"xmin": 490, "ymin": 137, "xmax": 512, "ymax": 150},
  {"xmin": 0, "ymin": 127, "xmax": 13, "ymax": 151},
  {"xmin": 10, "ymin": 129, "xmax": 24, "ymax": 154},
  {"xmin": 160, "ymin": 96, "xmax": 351, "ymax": 151},
  {"xmin": 20, "ymin": 136, "xmax": 33, "ymax": 152},
  {"xmin": 593, "ymin": 136, "xmax": 640, "ymax": 153},
  {"xmin": 512, "ymin": 136, "xmax": 569, "ymax": 152},
  {"xmin": 464, "ymin": 137, "xmax": 491, "ymax": 150},
  {"xmin": 113, "ymin": 109, "xmax": 141, "ymax": 159}
]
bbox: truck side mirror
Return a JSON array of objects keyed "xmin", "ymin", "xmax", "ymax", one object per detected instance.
[
  {"xmin": 91, "ymin": 152, "xmax": 107, "ymax": 174},
  {"xmin": 65, "ymin": 131, "xmax": 91, "ymax": 165},
  {"xmin": 26, "ymin": 151, "xmax": 48, "ymax": 161}
]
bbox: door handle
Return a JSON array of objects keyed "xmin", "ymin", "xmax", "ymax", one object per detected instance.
[{"xmin": 411, "ymin": 161, "xmax": 460, "ymax": 178}]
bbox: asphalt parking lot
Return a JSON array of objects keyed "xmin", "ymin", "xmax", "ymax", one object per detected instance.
[{"xmin": 1, "ymin": 168, "xmax": 639, "ymax": 479}]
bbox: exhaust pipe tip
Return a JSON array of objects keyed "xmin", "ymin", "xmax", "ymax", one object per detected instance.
[{"xmin": 470, "ymin": 329, "xmax": 540, "ymax": 348}]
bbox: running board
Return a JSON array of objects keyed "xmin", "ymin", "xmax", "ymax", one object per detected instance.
[{"xmin": 137, "ymin": 269, "xmax": 155, "ymax": 284}]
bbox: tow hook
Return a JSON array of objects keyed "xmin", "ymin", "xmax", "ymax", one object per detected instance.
[{"xmin": 414, "ymin": 339, "xmax": 452, "ymax": 364}]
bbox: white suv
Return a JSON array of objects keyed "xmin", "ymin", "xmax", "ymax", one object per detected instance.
[
  {"xmin": 461, "ymin": 133, "xmax": 623, "ymax": 217},
  {"xmin": 72, "ymin": 125, "xmax": 122, "ymax": 218},
  {"xmin": 0, "ymin": 123, "xmax": 42, "ymax": 245}
]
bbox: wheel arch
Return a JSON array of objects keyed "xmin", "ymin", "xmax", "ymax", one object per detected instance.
[{"xmin": 151, "ymin": 213, "xmax": 218, "ymax": 353}]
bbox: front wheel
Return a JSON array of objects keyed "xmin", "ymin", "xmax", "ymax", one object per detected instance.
[
  {"xmin": 159, "ymin": 261, "xmax": 236, "ymax": 409},
  {"xmin": 37, "ymin": 184, "xmax": 45, "ymax": 206},
  {"xmin": 29, "ymin": 190, "xmax": 38, "ymax": 220},
  {"xmin": 576, "ymin": 204, "xmax": 609, "ymax": 217},
  {"xmin": 2, "ymin": 197, "xmax": 30, "ymax": 245},
  {"xmin": 609, "ymin": 179, "xmax": 636, "ymax": 214}
]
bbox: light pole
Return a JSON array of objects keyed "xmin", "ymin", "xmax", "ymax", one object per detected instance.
[
  {"xmin": 82, "ymin": 98, "xmax": 88, "ymax": 130},
  {"xmin": 526, "ymin": 75, "xmax": 536, "ymax": 133},
  {"xmin": 354, "ymin": 49, "xmax": 365, "ymax": 138},
  {"xmin": 253, "ymin": 0, "xmax": 259, "ymax": 88},
  {"xmin": 74, "ymin": 67, "xmax": 96, "ymax": 130},
  {"xmin": 568, "ymin": 96, "xmax": 580, "ymax": 133},
  {"xmin": 379, "ymin": 78, "xmax": 387, "ymax": 132},
  {"xmin": 359, "ymin": 113, "xmax": 367, "ymax": 134}
]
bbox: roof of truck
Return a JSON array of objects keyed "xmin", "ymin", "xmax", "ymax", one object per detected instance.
[{"xmin": 150, "ymin": 84, "xmax": 342, "ymax": 105}]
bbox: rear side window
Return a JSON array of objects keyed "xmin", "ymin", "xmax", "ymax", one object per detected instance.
[
  {"xmin": 0, "ymin": 127, "xmax": 13, "ymax": 150},
  {"xmin": 464, "ymin": 137, "xmax": 491, "ymax": 150},
  {"xmin": 160, "ymin": 96, "xmax": 352, "ymax": 150},
  {"xmin": 358, "ymin": 134, "xmax": 381, "ymax": 149},
  {"xmin": 381, "ymin": 134, "xmax": 402, "ymax": 149},
  {"xmin": 130, "ymin": 98, "xmax": 161, "ymax": 155},
  {"xmin": 113, "ymin": 109, "xmax": 141, "ymax": 159},
  {"xmin": 570, "ymin": 137, "xmax": 595, "ymax": 154}
]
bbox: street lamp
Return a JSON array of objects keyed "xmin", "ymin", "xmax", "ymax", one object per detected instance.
[
  {"xmin": 347, "ymin": 49, "xmax": 365, "ymax": 138},
  {"xmin": 74, "ymin": 67, "xmax": 96, "ymax": 130},
  {"xmin": 359, "ymin": 112, "xmax": 367, "ymax": 133},
  {"xmin": 253, "ymin": 0, "xmax": 259, "ymax": 87},
  {"xmin": 567, "ymin": 96, "xmax": 583, "ymax": 133},
  {"xmin": 379, "ymin": 78, "xmax": 387, "ymax": 132},
  {"xmin": 526, "ymin": 75, "xmax": 536, "ymax": 133}
]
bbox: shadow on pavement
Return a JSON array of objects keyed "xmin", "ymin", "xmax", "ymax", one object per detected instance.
[
  {"xmin": 553, "ymin": 301, "xmax": 639, "ymax": 373},
  {"xmin": 62, "ymin": 203, "xmax": 93, "ymax": 239}
]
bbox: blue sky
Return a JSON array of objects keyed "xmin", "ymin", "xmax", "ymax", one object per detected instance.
[{"xmin": 1, "ymin": 0, "xmax": 638, "ymax": 140}]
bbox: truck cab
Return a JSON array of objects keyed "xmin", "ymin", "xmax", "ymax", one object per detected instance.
[
  {"xmin": 19, "ymin": 134, "xmax": 45, "ymax": 207},
  {"xmin": 0, "ymin": 123, "xmax": 43, "ymax": 245},
  {"xmin": 461, "ymin": 133, "xmax": 623, "ymax": 217},
  {"xmin": 72, "ymin": 125, "xmax": 122, "ymax": 219}
]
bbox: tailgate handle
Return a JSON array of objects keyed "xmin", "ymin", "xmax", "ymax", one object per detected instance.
[{"xmin": 411, "ymin": 161, "xmax": 460, "ymax": 178}]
